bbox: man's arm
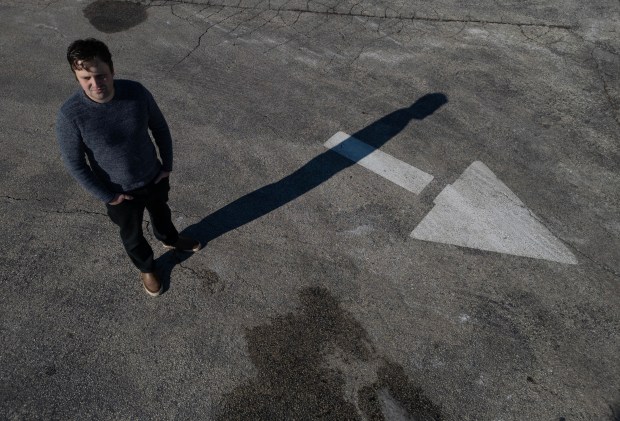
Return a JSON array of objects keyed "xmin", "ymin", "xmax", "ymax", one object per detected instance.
[
  {"xmin": 56, "ymin": 111, "xmax": 116, "ymax": 203},
  {"xmin": 145, "ymin": 88, "xmax": 173, "ymax": 174}
]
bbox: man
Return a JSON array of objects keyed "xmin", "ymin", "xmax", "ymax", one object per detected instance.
[{"xmin": 56, "ymin": 38, "xmax": 200, "ymax": 297}]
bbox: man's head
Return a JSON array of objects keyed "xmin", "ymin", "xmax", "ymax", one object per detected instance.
[{"xmin": 66, "ymin": 38, "xmax": 115, "ymax": 103}]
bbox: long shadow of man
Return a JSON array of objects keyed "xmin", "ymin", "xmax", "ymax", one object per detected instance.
[{"xmin": 159, "ymin": 92, "xmax": 448, "ymax": 284}]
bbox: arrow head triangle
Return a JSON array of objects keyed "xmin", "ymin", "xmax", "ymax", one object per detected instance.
[{"xmin": 411, "ymin": 161, "xmax": 577, "ymax": 264}]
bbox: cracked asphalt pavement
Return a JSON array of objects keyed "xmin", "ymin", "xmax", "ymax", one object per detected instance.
[{"xmin": 1, "ymin": 0, "xmax": 619, "ymax": 419}]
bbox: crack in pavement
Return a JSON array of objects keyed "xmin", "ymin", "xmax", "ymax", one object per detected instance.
[
  {"xmin": 149, "ymin": 0, "xmax": 574, "ymax": 29},
  {"xmin": 147, "ymin": 0, "xmax": 620, "ymax": 84},
  {"xmin": 41, "ymin": 208, "xmax": 108, "ymax": 217},
  {"xmin": 589, "ymin": 47, "xmax": 620, "ymax": 128},
  {"xmin": 572, "ymin": 246, "xmax": 620, "ymax": 279},
  {"xmin": 1, "ymin": 195, "xmax": 107, "ymax": 217},
  {"xmin": 177, "ymin": 259, "xmax": 224, "ymax": 293},
  {"xmin": 518, "ymin": 25, "xmax": 567, "ymax": 46},
  {"xmin": 169, "ymin": 1, "xmax": 222, "ymax": 26},
  {"xmin": 150, "ymin": 0, "xmax": 598, "ymax": 77},
  {"xmin": 168, "ymin": 6, "xmax": 246, "ymax": 68}
]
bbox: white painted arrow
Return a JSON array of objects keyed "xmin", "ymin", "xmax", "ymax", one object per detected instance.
[
  {"xmin": 411, "ymin": 161, "xmax": 577, "ymax": 264},
  {"xmin": 325, "ymin": 133, "xmax": 577, "ymax": 265},
  {"xmin": 324, "ymin": 131, "xmax": 434, "ymax": 195}
]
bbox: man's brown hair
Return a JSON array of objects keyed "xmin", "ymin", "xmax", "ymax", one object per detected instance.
[{"xmin": 66, "ymin": 38, "xmax": 114, "ymax": 73}]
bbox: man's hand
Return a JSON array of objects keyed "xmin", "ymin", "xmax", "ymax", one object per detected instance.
[
  {"xmin": 154, "ymin": 171, "xmax": 170, "ymax": 184},
  {"xmin": 108, "ymin": 194, "xmax": 134, "ymax": 205}
]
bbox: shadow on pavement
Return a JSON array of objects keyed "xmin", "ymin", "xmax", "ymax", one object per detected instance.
[
  {"xmin": 157, "ymin": 92, "xmax": 448, "ymax": 289},
  {"xmin": 189, "ymin": 92, "xmax": 447, "ymax": 244}
]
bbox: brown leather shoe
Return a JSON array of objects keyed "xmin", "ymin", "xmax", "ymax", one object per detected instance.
[
  {"xmin": 140, "ymin": 272, "xmax": 162, "ymax": 297},
  {"xmin": 162, "ymin": 235, "xmax": 201, "ymax": 252}
]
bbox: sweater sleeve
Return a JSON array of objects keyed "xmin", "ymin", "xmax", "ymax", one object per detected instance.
[
  {"xmin": 56, "ymin": 111, "xmax": 116, "ymax": 203},
  {"xmin": 145, "ymin": 88, "xmax": 173, "ymax": 172}
]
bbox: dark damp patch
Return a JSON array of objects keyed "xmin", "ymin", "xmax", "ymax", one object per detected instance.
[
  {"xmin": 83, "ymin": 0, "xmax": 148, "ymax": 33},
  {"xmin": 216, "ymin": 287, "xmax": 443, "ymax": 420},
  {"xmin": 358, "ymin": 361, "xmax": 443, "ymax": 421},
  {"xmin": 44, "ymin": 365, "xmax": 57, "ymax": 376}
]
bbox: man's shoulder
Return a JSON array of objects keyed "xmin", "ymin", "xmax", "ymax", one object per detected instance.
[
  {"xmin": 59, "ymin": 90, "xmax": 84, "ymax": 116},
  {"xmin": 60, "ymin": 90, "xmax": 83, "ymax": 110},
  {"xmin": 115, "ymin": 79, "xmax": 153, "ymax": 104},
  {"xmin": 115, "ymin": 79, "xmax": 147, "ymax": 94}
]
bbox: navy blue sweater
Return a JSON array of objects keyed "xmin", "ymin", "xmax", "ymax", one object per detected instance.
[{"xmin": 56, "ymin": 80, "xmax": 173, "ymax": 203}]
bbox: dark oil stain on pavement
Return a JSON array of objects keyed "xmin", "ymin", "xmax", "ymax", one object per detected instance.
[
  {"xmin": 216, "ymin": 287, "xmax": 442, "ymax": 420},
  {"xmin": 83, "ymin": 0, "xmax": 147, "ymax": 33}
]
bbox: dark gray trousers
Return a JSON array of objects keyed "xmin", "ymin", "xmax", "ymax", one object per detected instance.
[{"xmin": 105, "ymin": 177, "xmax": 178, "ymax": 272}]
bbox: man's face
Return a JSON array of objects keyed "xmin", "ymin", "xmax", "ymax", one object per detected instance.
[{"xmin": 74, "ymin": 58, "xmax": 115, "ymax": 103}]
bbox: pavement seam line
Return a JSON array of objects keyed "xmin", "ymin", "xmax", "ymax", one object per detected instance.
[{"xmin": 148, "ymin": 0, "xmax": 574, "ymax": 30}]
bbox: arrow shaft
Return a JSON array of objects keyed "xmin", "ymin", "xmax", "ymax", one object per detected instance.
[{"xmin": 324, "ymin": 132, "xmax": 434, "ymax": 195}]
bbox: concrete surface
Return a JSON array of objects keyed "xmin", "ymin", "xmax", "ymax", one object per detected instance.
[{"xmin": 1, "ymin": 0, "xmax": 619, "ymax": 419}]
